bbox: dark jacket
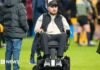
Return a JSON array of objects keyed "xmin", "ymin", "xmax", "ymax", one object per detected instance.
[
  {"xmin": 4, "ymin": 0, "xmax": 22, "ymax": 6},
  {"xmin": 57, "ymin": 0, "xmax": 77, "ymax": 24},
  {"xmin": 0, "ymin": 0, "xmax": 4, "ymax": 24},
  {"xmin": 57, "ymin": 0, "xmax": 76, "ymax": 17},
  {"xmin": 32, "ymin": 0, "xmax": 47, "ymax": 24},
  {"xmin": 22, "ymin": 0, "xmax": 26, "ymax": 5},
  {"xmin": 0, "ymin": 0, "xmax": 4, "ymax": 3},
  {"xmin": 88, "ymin": 0, "xmax": 96, "ymax": 20},
  {"xmin": 96, "ymin": 0, "xmax": 100, "ymax": 16},
  {"xmin": 2, "ymin": 2, "xmax": 29, "ymax": 38}
]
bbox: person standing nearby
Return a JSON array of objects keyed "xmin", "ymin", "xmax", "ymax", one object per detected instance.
[
  {"xmin": 0, "ymin": 0, "xmax": 5, "ymax": 48},
  {"xmin": 1, "ymin": 0, "xmax": 29, "ymax": 70},
  {"xmin": 95, "ymin": 0, "xmax": 100, "ymax": 40},
  {"xmin": 96, "ymin": 40, "xmax": 100, "ymax": 54},
  {"xmin": 76, "ymin": 0, "xmax": 95, "ymax": 46},
  {"xmin": 30, "ymin": 0, "xmax": 48, "ymax": 64},
  {"xmin": 26, "ymin": 0, "xmax": 33, "ymax": 36}
]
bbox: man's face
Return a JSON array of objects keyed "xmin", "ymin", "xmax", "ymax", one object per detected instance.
[{"xmin": 48, "ymin": 6, "xmax": 58, "ymax": 15}]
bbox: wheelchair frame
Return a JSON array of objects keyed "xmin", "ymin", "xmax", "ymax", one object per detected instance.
[{"xmin": 32, "ymin": 41, "xmax": 70, "ymax": 70}]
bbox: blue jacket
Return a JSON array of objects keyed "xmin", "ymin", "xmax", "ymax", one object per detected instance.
[
  {"xmin": 0, "ymin": 0, "xmax": 4, "ymax": 3},
  {"xmin": 30, "ymin": 0, "xmax": 48, "ymax": 61}
]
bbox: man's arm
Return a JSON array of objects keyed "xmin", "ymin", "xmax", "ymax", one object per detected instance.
[
  {"xmin": 61, "ymin": 15, "xmax": 70, "ymax": 37},
  {"xmin": 34, "ymin": 15, "xmax": 43, "ymax": 33},
  {"xmin": 18, "ymin": 3, "xmax": 29, "ymax": 32},
  {"xmin": 61, "ymin": 15, "xmax": 70, "ymax": 31}
]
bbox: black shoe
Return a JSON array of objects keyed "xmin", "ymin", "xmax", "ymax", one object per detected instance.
[
  {"xmin": 56, "ymin": 58, "xmax": 62, "ymax": 67},
  {"xmin": 44, "ymin": 58, "xmax": 50, "ymax": 67},
  {"xmin": 30, "ymin": 57, "xmax": 36, "ymax": 64}
]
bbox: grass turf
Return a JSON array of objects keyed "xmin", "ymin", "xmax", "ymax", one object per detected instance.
[{"xmin": 0, "ymin": 38, "xmax": 100, "ymax": 70}]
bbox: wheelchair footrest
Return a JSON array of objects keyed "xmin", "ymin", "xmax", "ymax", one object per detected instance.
[{"xmin": 44, "ymin": 58, "xmax": 62, "ymax": 67}]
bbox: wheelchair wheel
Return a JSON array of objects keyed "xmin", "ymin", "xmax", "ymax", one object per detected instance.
[
  {"xmin": 62, "ymin": 56, "xmax": 70, "ymax": 70},
  {"xmin": 32, "ymin": 65, "xmax": 37, "ymax": 70},
  {"xmin": 44, "ymin": 67, "xmax": 62, "ymax": 70},
  {"xmin": 33, "ymin": 65, "xmax": 44, "ymax": 70},
  {"xmin": 33, "ymin": 59, "xmax": 45, "ymax": 70}
]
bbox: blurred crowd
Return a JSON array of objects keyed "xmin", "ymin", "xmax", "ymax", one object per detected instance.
[{"xmin": 0, "ymin": 0, "xmax": 100, "ymax": 48}]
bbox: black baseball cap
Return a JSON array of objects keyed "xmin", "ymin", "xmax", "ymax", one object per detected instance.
[{"xmin": 48, "ymin": 0, "xmax": 58, "ymax": 7}]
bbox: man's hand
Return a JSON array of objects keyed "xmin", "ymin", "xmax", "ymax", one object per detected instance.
[
  {"xmin": 66, "ymin": 30, "xmax": 70, "ymax": 38},
  {"xmin": 37, "ymin": 29, "xmax": 44, "ymax": 33}
]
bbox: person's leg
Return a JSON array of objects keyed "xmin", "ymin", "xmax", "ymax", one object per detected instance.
[
  {"xmin": 90, "ymin": 22, "xmax": 95, "ymax": 41},
  {"xmin": 77, "ymin": 16, "xmax": 84, "ymax": 45},
  {"xmin": 57, "ymin": 33, "xmax": 67, "ymax": 58},
  {"xmin": 5, "ymin": 38, "xmax": 13, "ymax": 70},
  {"xmin": 97, "ymin": 19, "xmax": 100, "ymax": 39},
  {"xmin": 81, "ymin": 16, "xmax": 95, "ymax": 46},
  {"xmin": 27, "ymin": 19, "xmax": 33, "ymax": 36},
  {"xmin": 54, "ymin": 33, "xmax": 66, "ymax": 67},
  {"xmin": 97, "ymin": 40, "xmax": 100, "ymax": 54},
  {"xmin": 95, "ymin": 24, "xmax": 99, "ymax": 40},
  {"xmin": 40, "ymin": 33, "xmax": 50, "ymax": 66},
  {"xmin": 30, "ymin": 35, "xmax": 39, "ymax": 63},
  {"xmin": 83, "ymin": 24, "xmax": 93, "ymax": 45},
  {"xmin": 12, "ymin": 39, "xmax": 22, "ymax": 70},
  {"xmin": 99, "ymin": 25, "xmax": 100, "ymax": 39},
  {"xmin": 77, "ymin": 26, "xmax": 83, "ymax": 45},
  {"xmin": 40, "ymin": 32, "xmax": 49, "ymax": 58}
]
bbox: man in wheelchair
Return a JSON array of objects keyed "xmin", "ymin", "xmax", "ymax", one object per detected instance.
[{"xmin": 34, "ymin": 0, "xmax": 70, "ymax": 68}]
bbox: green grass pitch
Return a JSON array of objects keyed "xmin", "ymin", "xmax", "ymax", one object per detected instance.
[{"xmin": 0, "ymin": 38, "xmax": 100, "ymax": 70}]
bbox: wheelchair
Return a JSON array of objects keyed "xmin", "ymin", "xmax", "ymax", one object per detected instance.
[{"xmin": 33, "ymin": 34, "xmax": 70, "ymax": 70}]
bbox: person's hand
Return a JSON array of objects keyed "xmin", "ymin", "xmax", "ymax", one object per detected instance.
[{"xmin": 37, "ymin": 29, "xmax": 44, "ymax": 33}]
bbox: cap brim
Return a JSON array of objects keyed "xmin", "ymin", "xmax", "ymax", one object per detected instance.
[{"xmin": 48, "ymin": 4, "xmax": 58, "ymax": 7}]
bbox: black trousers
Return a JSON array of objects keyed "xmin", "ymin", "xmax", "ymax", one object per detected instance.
[
  {"xmin": 97, "ymin": 40, "xmax": 100, "ymax": 54},
  {"xmin": 40, "ymin": 32, "xmax": 67, "ymax": 57},
  {"xmin": 90, "ymin": 21, "xmax": 95, "ymax": 41}
]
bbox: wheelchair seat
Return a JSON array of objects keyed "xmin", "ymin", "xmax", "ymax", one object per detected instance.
[{"xmin": 48, "ymin": 41, "xmax": 59, "ymax": 48}]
